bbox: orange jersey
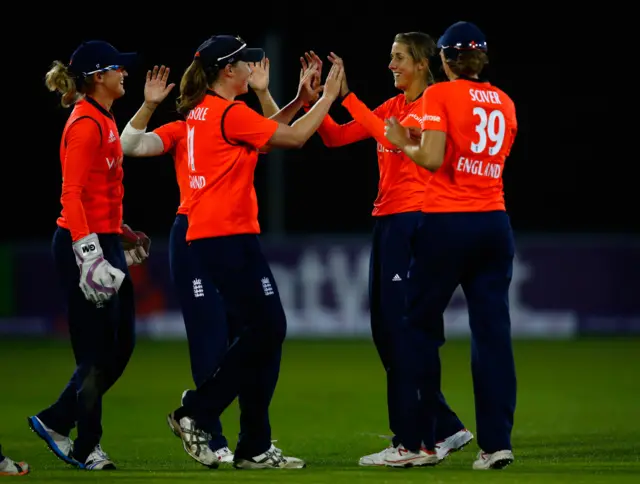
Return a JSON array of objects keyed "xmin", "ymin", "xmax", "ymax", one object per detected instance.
[
  {"xmin": 317, "ymin": 92, "xmax": 430, "ymax": 216},
  {"xmin": 420, "ymin": 78, "xmax": 517, "ymax": 212},
  {"xmin": 57, "ymin": 97, "xmax": 125, "ymax": 242},
  {"xmin": 185, "ymin": 91, "xmax": 278, "ymax": 241},
  {"xmin": 153, "ymin": 120, "xmax": 190, "ymax": 215}
]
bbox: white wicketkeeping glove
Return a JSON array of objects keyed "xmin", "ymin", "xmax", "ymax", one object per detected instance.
[{"xmin": 72, "ymin": 233, "xmax": 125, "ymax": 305}]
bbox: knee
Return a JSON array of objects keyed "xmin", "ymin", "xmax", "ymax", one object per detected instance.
[{"xmin": 78, "ymin": 366, "xmax": 102, "ymax": 409}]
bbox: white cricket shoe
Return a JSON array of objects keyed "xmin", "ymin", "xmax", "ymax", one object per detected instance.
[
  {"xmin": 382, "ymin": 444, "xmax": 439, "ymax": 467},
  {"xmin": 359, "ymin": 444, "xmax": 394, "ymax": 466},
  {"xmin": 84, "ymin": 445, "xmax": 116, "ymax": 470},
  {"xmin": 472, "ymin": 449, "xmax": 514, "ymax": 469},
  {"xmin": 233, "ymin": 444, "xmax": 305, "ymax": 469},
  {"xmin": 0, "ymin": 456, "xmax": 30, "ymax": 476},
  {"xmin": 180, "ymin": 390, "xmax": 235, "ymax": 465},
  {"xmin": 214, "ymin": 446, "xmax": 234, "ymax": 464},
  {"xmin": 436, "ymin": 428, "xmax": 474, "ymax": 461},
  {"xmin": 27, "ymin": 415, "xmax": 78, "ymax": 466},
  {"xmin": 167, "ymin": 411, "xmax": 220, "ymax": 468}
]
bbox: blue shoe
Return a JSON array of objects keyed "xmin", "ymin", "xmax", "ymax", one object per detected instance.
[{"xmin": 27, "ymin": 415, "xmax": 82, "ymax": 467}]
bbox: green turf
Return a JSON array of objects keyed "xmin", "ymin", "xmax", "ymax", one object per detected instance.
[{"xmin": 1, "ymin": 337, "xmax": 638, "ymax": 482}]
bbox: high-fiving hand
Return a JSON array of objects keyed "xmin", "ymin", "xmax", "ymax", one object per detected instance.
[
  {"xmin": 327, "ymin": 52, "xmax": 350, "ymax": 98},
  {"xmin": 298, "ymin": 51, "xmax": 323, "ymax": 106},
  {"xmin": 144, "ymin": 65, "xmax": 175, "ymax": 106},
  {"xmin": 249, "ymin": 57, "xmax": 270, "ymax": 92},
  {"xmin": 322, "ymin": 61, "xmax": 345, "ymax": 102}
]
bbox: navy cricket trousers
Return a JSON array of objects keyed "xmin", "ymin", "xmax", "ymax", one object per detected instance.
[
  {"xmin": 37, "ymin": 227, "xmax": 136, "ymax": 463},
  {"xmin": 393, "ymin": 211, "xmax": 517, "ymax": 453},
  {"xmin": 178, "ymin": 234, "xmax": 286, "ymax": 459},
  {"xmin": 169, "ymin": 214, "xmax": 230, "ymax": 450},
  {"xmin": 369, "ymin": 212, "xmax": 464, "ymax": 446}
]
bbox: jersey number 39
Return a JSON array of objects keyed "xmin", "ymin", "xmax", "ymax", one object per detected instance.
[{"xmin": 471, "ymin": 107, "xmax": 505, "ymax": 156}]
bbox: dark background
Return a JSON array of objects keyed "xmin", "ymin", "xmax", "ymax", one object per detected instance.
[{"xmin": 4, "ymin": 9, "xmax": 631, "ymax": 242}]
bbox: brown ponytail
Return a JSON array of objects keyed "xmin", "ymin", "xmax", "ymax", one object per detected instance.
[{"xmin": 176, "ymin": 59, "xmax": 220, "ymax": 115}]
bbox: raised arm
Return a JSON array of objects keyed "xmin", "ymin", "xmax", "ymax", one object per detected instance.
[
  {"xmin": 121, "ymin": 65, "xmax": 176, "ymax": 157},
  {"xmin": 324, "ymin": 52, "xmax": 398, "ymax": 151},
  {"xmin": 248, "ymin": 57, "xmax": 280, "ymax": 118},
  {"xmin": 265, "ymin": 62, "xmax": 345, "ymax": 148}
]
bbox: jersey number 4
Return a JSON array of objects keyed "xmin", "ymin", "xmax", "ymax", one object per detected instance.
[
  {"xmin": 187, "ymin": 125, "xmax": 196, "ymax": 171},
  {"xmin": 471, "ymin": 107, "xmax": 505, "ymax": 156}
]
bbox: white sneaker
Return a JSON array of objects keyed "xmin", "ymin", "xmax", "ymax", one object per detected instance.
[
  {"xmin": 214, "ymin": 446, "xmax": 234, "ymax": 464},
  {"xmin": 382, "ymin": 445, "xmax": 439, "ymax": 468},
  {"xmin": 436, "ymin": 428, "xmax": 474, "ymax": 461},
  {"xmin": 27, "ymin": 415, "xmax": 78, "ymax": 466},
  {"xmin": 0, "ymin": 456, "xmax": 30, "ymax": 476},
  {"xmin": 359, "ymin": 445, "xmax": 394, "ymax": 466},
  {"xmin": 359, "ymin": 434, "xmax": 395, "ymax": 466},
  {"xmin": 179, "ymin": 390, "xmax": 235, "ymax": 466},
  {"xmin": 472, "ymin": 449, "xmax": 514, "ymax": 469},
  {"xmin": 233, "ymin": 444, "xmax": 306, "ymax": 469},
  {"xmin": 84, "ymin": 445, "xmax": 116, "ymax": 470},
  {"xmin": 167, "ymin": 411, "xmax": 219, "ymax": 468}
]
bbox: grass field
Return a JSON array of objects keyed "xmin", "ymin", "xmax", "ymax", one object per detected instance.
[{"xmin": 1, "ymin": 337, "xmax": 638, "ymax": 483}]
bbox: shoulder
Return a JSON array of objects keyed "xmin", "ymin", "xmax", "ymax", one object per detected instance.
[
  {"xmin": 493, "ymin": 85, "xmax": 515, "ymax": 110},
  {"xmin": 426, "ymin": 81, "xmax": 451, "ymax": 95},
  {"xmin": 378, "ymin": 93, "xmax": 404, "ymax": 110},
  {"xmin": 160, "ymin": 119, "xmax": 187, "ymax": 132}
]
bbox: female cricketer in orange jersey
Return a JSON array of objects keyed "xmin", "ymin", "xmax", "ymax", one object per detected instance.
[
  {"xmin": 26, "ymin": 41, "xmax": 141, "ymax": 471},
  {"xmin": 385, "ymin": 21, "xmax": 518, "ymax": 470},
  {"xmin": 303, "ymin": 36, "xmax": 472, "ymax": 466},
  {"xmin": 164, "ymin": 34, "xmax": 343, "ymax": 469},
  {"xmin": 120, "ymin": 59, "xmax": 316, "ymax": 468}
]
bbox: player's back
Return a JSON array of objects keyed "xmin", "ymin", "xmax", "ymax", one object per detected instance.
[{"xmin": 422, "ymin": 78, "xmax": 517, "ymax": 213}]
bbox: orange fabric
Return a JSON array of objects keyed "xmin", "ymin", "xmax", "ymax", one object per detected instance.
[
  {"xmin": 420, "ymin": 79, "xmax": 518, "ymax": 213},
  {"xmin": 318, "ymin": 92, "xmax": 431, "ymax": 216},
  {"xmin": 185, "ymin": 92, "xmax": 279, "ymax": 240},
  {"xmin": 153, "ymin": 120, "xmax": 190, "ymax": 215},
  {"xmin": 56, "ymin": 97, "xmax": 124, "ymax": 241}
]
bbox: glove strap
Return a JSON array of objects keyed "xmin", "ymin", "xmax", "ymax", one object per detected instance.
[{"xmin": 73, "ymin": 233, "xmax": 102, "ymax": 263}]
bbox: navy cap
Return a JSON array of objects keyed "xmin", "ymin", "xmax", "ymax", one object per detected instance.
[
  {"xmin": 195, "ymin": 35, "xmax": 264, "ymax": 68},
  {"xmin": 68, "ymin": 40, "xmax": 137, "ymax": 78},
  {"xmin": 437, "ymin": 21, "xmax": 487, "ymax": 56}
]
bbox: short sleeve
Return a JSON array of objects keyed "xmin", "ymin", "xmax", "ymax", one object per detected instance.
[{"xmin": 222, "ymin": 102, "xmax": 279, "ymax": 149}]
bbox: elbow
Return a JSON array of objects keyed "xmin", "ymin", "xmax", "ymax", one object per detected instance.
[
  {"xmin": 410, "ymin": 152, "xmax": 442, "ymax": 172},
  {"xmin": 423, "ymin": 156, "xmax": 444, "ymax": 173},
  {"xmin": 120, "ymin": 138, "xmax": 136, "ymax": 157},
  {"xmin": 61, "ymin": 186, "xmax": 83, "ymax": 205},
  {"xmin": 286, "ymin": 131, "xmax": 306, "ymax": 149}
]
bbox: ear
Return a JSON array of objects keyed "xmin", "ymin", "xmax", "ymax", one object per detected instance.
[{"xmin": 223, "ymin": 64, "xmax": 234, "ymax": 77}]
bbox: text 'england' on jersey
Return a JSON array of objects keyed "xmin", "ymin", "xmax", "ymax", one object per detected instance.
[{"xmin": 420, "ymin": 79, "xmax": 518, "ymax": 213}]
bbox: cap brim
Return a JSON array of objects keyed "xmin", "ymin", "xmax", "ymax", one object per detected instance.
[
  {"xmin": 117, "ymin": 52, "xmax": 137, "ymax": 69},
  {"xmin": 240, "ymin": 48, "xmax": 264, "ymax": 63}
]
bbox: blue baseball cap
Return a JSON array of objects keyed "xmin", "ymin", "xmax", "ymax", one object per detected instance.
[
  {"xmin": 68, "ymin": 40, "xmax": 137, "ymax": 78},
  {"xmin": 195, "ymin": 35, "xmax": 264, "ymax": 68},
  {"xmin": 437, "ymin": 21, "xmax": 487, "ymax": 59}
]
